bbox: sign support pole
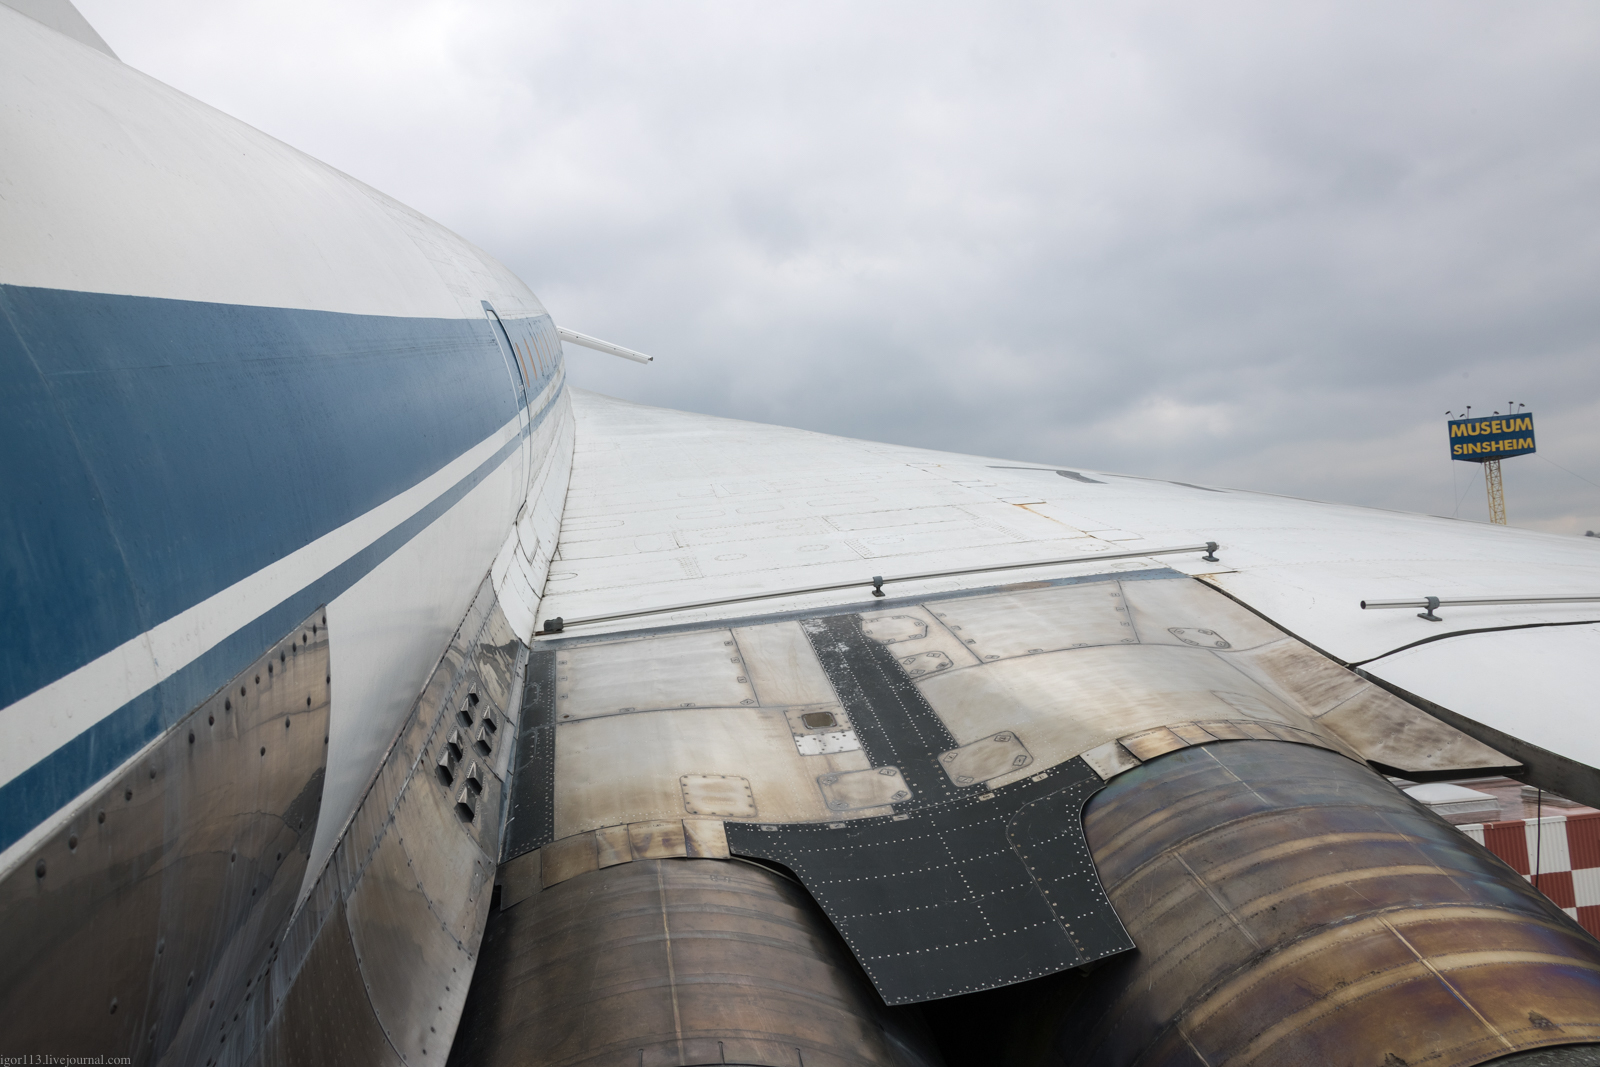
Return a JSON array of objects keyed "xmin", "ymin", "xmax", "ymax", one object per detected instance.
[{"xmin": 1484, "ymin": 457, "xmax": 1506, "ymax": 525}]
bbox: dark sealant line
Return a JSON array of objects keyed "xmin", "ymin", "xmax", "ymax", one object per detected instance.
[
  {"xmin": 1193, "ymin": 566, "xmax": 1600, "ymax": 673},
  {"xmin": 1347, "ymin": 616, "xmax": 1600, "ymax": 668}
]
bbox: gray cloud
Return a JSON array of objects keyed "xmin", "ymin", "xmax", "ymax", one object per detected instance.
[{"xmin": 78, "ymin": 0, "xmax": 1600, "ymax": 533}]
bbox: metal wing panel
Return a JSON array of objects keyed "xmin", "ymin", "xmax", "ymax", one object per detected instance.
[
  {"xmin": 544, "ymin": 390, "xmax": 1600, "ymax": 795},
  {"xmin": 1362, "ymin": 624, "xmax": 1600, "ymax": 795}
]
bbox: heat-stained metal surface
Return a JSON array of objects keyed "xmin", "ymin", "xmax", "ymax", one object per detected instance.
[
  {"xmin": 449, "ymin": 856, "xmax": 943, "ymax": 1067},
  {"xmin": 1058, "ymin": 741, "xmax": 1600, "ymax": 1066},
  {"xmin": 511, "ymin": 573, "xmax": 1513, "ymax": 872},
  {"xmin": 491, "ymin": 570, "xmax": 1547, "ymax": 1028},
  {"xmin": 218, "ymin": 578, "xmax": 523, "ymax": 1067},
  {"xmin": 1081, "ymin": 716, "xmax": 1347, "ymax": 780},
  {"xmin": 0, "ymin": 612, "xmax": 329, "ymax": 1065}
]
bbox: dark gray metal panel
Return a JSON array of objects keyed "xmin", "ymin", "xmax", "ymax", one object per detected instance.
[
  {"xmin": 501, "ymin": 647, "xmax": 558, "ymax": 860},
  {"xmin": 0, "ymin": 611, "xmax": 330, "ymax": 1067},
  {"xmin": 727, "ymin": 757, "xmax": 1131, "ymax": 1005},
  {"xmin": 801, "ymin": 614, "xmax": 960, "ymax": 809}
]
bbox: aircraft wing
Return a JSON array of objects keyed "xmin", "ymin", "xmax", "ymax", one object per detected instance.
[
  {"xmin": 538, "ymin": 389, "xmax": 1600, "ymax": 794},
  {"xmin": 451, "ymin": 390, "xmax": 1600, "ymax": 1065},
  {"xmin": 6, "ymin": 3, "xmax": 1600, "ymax": 1065}
]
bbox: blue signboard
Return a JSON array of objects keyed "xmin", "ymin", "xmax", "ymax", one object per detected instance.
[{"xmin": 1448, "ymin": 413, "xmax": 1535, "ymax": 462}]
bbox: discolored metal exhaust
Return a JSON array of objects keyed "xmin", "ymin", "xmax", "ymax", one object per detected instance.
[
  {"xmin": 1056, "ymin": 740, "xmax": 1600, "ymax": 1067},
  {"xmin": 449, "ymin": 855, "xmax": 941, "ymax": 1067}
]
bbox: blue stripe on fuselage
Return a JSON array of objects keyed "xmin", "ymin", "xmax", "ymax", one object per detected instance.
[
  {"xmin": 0, "ymin": 285, "xmax": 555, "ymax": 711},
  {"xmin": 0, "ymin": 285, "xmax": 563, "ymax": 851}
]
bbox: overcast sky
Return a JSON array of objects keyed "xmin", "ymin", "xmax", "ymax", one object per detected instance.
[{"xmin": 76, "ymin": 0, "xmax": 1600, "ymax": 534}]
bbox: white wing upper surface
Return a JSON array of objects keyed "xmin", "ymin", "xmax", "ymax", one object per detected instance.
[{"xmin": 541, "ymin": 389, "xmax": 1600, "ymax": 777}]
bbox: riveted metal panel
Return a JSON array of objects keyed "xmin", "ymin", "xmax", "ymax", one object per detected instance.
[
  {"xmin": 927, "ymin": 583, "xmax": 1135, "ymax": 659},
  {"xmin": 858, "ymin": 614, "xmax": 929, "ymax": 644},
  {"xmin": 548, "ymin": 705, "xmax": 872, "ymax": 839},
  {"xmin": 230, "ymin": 581, "xmax": 521, "ymax": 1067},
  {"xmin": 818, "ymin": 766, "xmax": 912, "ymax": 811},
  {"xmin": 784, "ymin": 703, "xmax": 850, "ymax": 735},
  {"xmin": 390, "ymin": 774, "xmax": 494, "ymax": 945},
  {"xmin": 680, "ymin": 773, "xmax": 756, "ymax": 817},
  {"xmin": 802, "ymin": 614, "xmax": 958, "ymax": 806},
  {"xmin": 896, "ymin": 649, "xmax": 957, "ymax": 678},
  {"xmin": 471, "ymin": 606, "xmax": 524, "ymax": 723},
  {"xmin": 345, "ymin": 831, "xmax": 478, "ymax": 1067},
  {"xmin": 0, "ymin": 612, "xmax": 330, "ymax": 1066},
  {"xmin": 860, "ymin": 605, "xmax": 983, "ymax": 670},
  {"xmin": 938, "ymin": 731, "xmax": 1033, "ymax": 787},
  {"xmin": 509, "ymin": 572, "xmax": 1530, "ymax": 1020},
  {"xmin": 257, "ymin": 900, "xmax": 398, "ymax": 1067},
  {"xmin": 1230, "ymin": 637, "xmax": 1514, "ymax": 773},
  {"xmin": 729, "ymin": 758, "xmax": 1132, "ymax": 1004},
  {"xmin": 730, "ymin": 620, "xmax": 841, "ymax": 706},
  {"xmin": 796, "ymin": 730, "xmax": 863, "ymax": 756},
  {"xmin": 1082, "ymin": 740, "xmax": 1141, "ymax": 780},
  {"xmin": 501, "ymin": 647, "xmax": 558, "ymax": 860},
  {"xmin": 556, "ymin": 629, "xmax": 758, "ymax": 720}
]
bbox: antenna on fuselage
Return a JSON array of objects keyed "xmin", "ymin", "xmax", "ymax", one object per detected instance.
[{"xmin": 556, "ymin": 327, "xmax": 655, "ymax": 364}]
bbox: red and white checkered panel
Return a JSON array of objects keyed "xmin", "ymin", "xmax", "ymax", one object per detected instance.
[{"xmin": 1460, "ymin": 812, "xmax": 1600, "ymax": 936}]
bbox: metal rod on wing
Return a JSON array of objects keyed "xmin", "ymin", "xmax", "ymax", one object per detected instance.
[
  {"xmin": 556, "ymin": 326, "xmax": 654, "ymax": 364},
  {"xmin": 535, "ymin": 541, "xmax": 1221, "ymax": 635},
  {"xmin": 1360, "ymin": 593, "xmax": 1600, "ymax": 623}
]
